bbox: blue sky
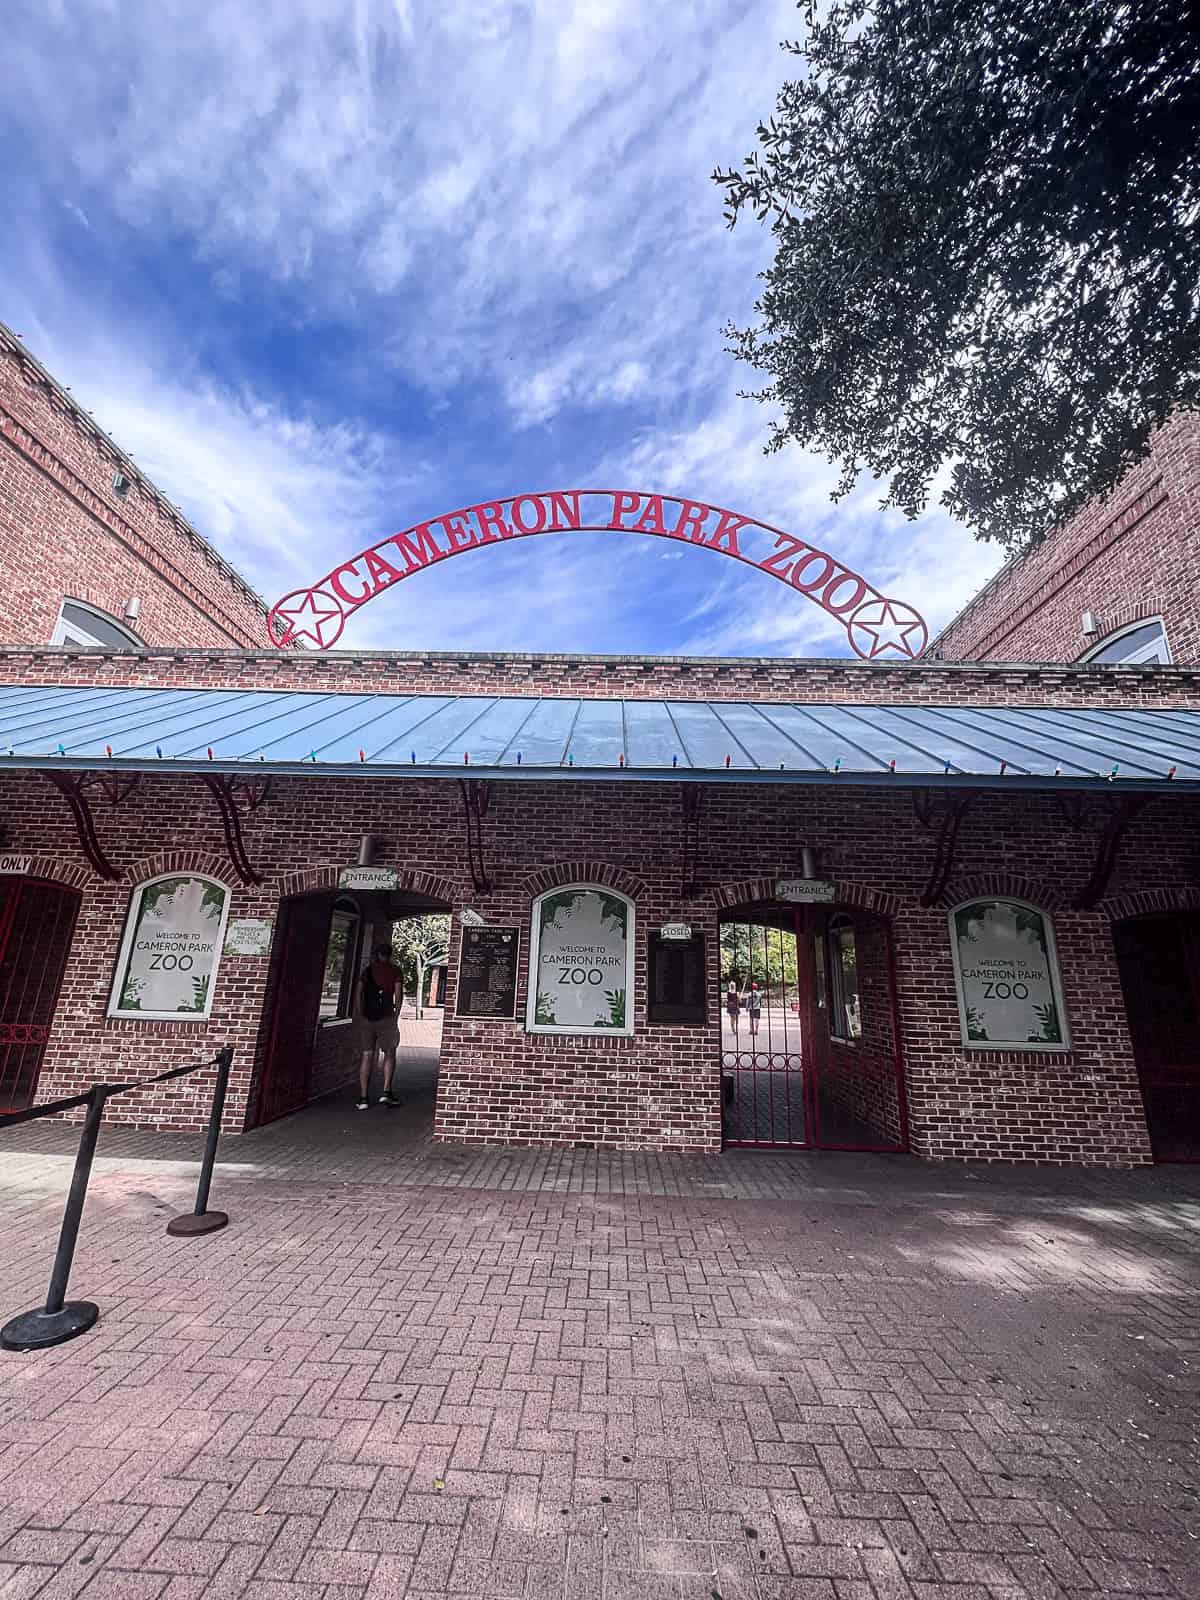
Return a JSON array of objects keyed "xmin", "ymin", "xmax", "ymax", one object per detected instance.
[{"xmin": 3, "ymin": 0, "xmax": 1002, "ymax": 657}]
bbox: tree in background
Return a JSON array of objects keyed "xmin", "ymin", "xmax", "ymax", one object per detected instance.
[
  {"xmin": 720, "ymin": 921, "xmax": 798, "ymax": 996},
  {"xmin": 392, "ymin": 914, "xmax": 450, "ymax": 1019},
  {"xmin": 715, "ymin": 2, "xmax": 1200, "ymax": 549}
]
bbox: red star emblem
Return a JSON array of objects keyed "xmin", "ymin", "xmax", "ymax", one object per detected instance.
[
  {"xmin": 847, "ymin": 598, "xmax": 927, "ymax": 660},
  {"xmin": 268, "ymin": 588, "xmax": 346, "ymax": 650}
]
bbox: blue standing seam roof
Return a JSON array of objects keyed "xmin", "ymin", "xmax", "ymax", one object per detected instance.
[{"xmin": 0, "ymin": 685, "xmax": 1197, "ymax": 789}]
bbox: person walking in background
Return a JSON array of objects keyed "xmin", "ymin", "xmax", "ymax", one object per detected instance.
[
  {"xmin": 725, "ymin": 980, "xmax": 741, "ymax": 1034},
  {"xmin": 748, "ymin": 980, "xmax": 762, "ymax": 1037},
  {"xmin": 355, "ymin": 941, "xmax": 404, "ymax": 1110}
]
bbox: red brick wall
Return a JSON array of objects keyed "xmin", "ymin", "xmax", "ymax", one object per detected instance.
[
  {"xmin": 1, "ymin": 643, "xmax": 1199, "ymax": 709},
  {"xmin": 3, "ymin": 758, "xmax": 1197, "ymax": 1164},
  {"xmin": 935, "ymin": 413, "xmax": 1200, "ymax": 665},
  {"xmin": 0, "ymin": 328, "xmax": 272, "ymax": 650}
]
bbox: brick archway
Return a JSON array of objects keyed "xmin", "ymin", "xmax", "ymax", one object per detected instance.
[
  {"xmin": 122, "ymin": 850, "xmax": 233, "ymax": 887},
  {"xmin": 937, "ymin": 873, "xmax": 1069, "ymax": 912},
  {"xmin": 520, "ymin": 862, "xmax": 648, "ymax": 901},
  {"xmin": 1, "ymin": 856, "xmax": 92, "ymax": 892},
  {"xmin": 712, "ymin": 876, "xmax": 903, "ymax": 918},
  {"xmin": 278, "ymin": 864, "xmax": 461, "ymax": 904},
  {"xmin": 1102, "ymin": 886, "xmax": 1200, "ymax": 923}
]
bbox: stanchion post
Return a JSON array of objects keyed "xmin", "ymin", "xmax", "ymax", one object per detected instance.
[
  {"xmin": 1, "ymin": 1085, "xmax": 108, "ymax": 1351},
  {"xmin": 167, "ymin": 1046, "xmax": 233, "ymax": 1238}
]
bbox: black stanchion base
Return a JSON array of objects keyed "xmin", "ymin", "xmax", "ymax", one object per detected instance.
[
  {"xmin": 166, "ymin": 1210, "xmax": 229, "ymax": 1237},
  {"xmin": 1, "ymin": 1301, "xmax": 99, "ymax": 1351}
]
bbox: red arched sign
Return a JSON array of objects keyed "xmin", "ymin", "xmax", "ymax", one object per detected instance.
[{"xmin": 268, "ymin": 489, "xmax": 928, "ymax": 658}]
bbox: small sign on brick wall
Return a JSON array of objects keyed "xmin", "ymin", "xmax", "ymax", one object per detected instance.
[
  {"xmin": 774, "ymin": 877, "xmax": 837, "ymax": 903},
  {"xmin": 337, "ymin": 865, "xmax": 398, "ymax": 891},
  {"xmin": 223, "ymin": 918, "xmax": 274, "ymax": 956},
  {"xmin": 0, "ymin": 856, "xmax": 32, "ymax": 875}
]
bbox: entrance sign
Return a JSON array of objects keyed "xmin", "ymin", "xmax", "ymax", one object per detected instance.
[
  {"xmin": 109, "ymin": 874, "xmax": 231, "ymax": 1020},
  {"xmin": 269, "ymin": 489, "xmax": 927, "ymax": 661},
  {"xmin": 224, "ymin": 918, "xmax": 274, "ymax": 956},
  {"xmin": 337, "ymin": 865, "xmax": 398, "ymax": 891},
  {"xmin": 949, "ymin": 899, "xmax": 1069, "ymax": 1049},
  {"xmin": 775, "ymin": 878, "xmax": 837, "ymax": 903},
  {"xmin": 457, "ymin": 925, "xmax": 520, "ymax": 1019},
  {"xmin": 526, "ymin": 886, "xmax": 634, "ymax": 1035}
]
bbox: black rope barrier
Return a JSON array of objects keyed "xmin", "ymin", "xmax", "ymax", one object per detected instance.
[{"xmin": 0, "ymin": 1045, "xmax": 235, "ymax": 1353}]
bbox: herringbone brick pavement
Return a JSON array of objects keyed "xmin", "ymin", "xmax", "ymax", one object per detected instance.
[{"xmin": 2, "ymin": 1084, "xmax": 1198, "ymax": 1598}]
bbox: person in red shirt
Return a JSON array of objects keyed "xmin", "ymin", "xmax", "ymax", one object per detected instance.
[{"xmin": 355, "ymin": 942, "xmax": 405, "ymax": 1109}]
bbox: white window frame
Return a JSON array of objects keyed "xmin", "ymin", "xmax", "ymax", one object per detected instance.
[
  {"xmin": 526, "ymin": 884, "xmax": 636, "ymax": 1037},
  {"xmin": 108, "ymin": 873, "xmax": 232, "ymax": 1021},
  {"xmin": 50, "ymin": 598, "xmax": 143, "ymax": 650},
  {"xmin": 948, "ymin": 897, "xmax": 1071, "ymax": 1051},
  {"xmin": 1080, "ymin": 617, "xmax": 1170, "ymax": 666}
]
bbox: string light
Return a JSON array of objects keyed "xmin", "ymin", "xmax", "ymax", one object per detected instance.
[
  {"xmin": 1108, "ymin": 763, "xmax": 1120, "ymax": 781},
  {"xmin": 888, "ymin": 758, "xmax": 896, "ymax": 773},
  {"xmin": 57, "ymin": 743, "xmax": 66, "ymax": 756},
  {"xmin": 464, "ymin": 751, "xmax": 470, "ymax": 765},
  {"xmin": 410, "ymin": 750, "xmax": 416, "ymax": 764},
  {"xmin": 618, "ymin": 753, "xmax": 625, "ymax": 767},
  {"xmin": 671, "ymin": 754, "xmax": 677, "ymax": 768},
  {"xmin": 833, "ymin": 758, "xmax": 841, "ymax": 773},
  {"xmin": 1168, "ymin": 765, "xmax": 1177, "ymax": 780},
  {"xmin": 308, "ymin": 750, "xmax": 317, "ymax": 763},
  {"xmin": 207, "ymin": 747, "xmax": 214, "ymax": 760},
  {"xmin": 724, "ymin": 754, "xmax": 731, "ymax": 769},
  {"xmin": 999, "ymin": 760, "xmax": 1007, "ymax": 775},
  {"xmin": 155, "ymin": 745, "xmax": 163, "ymax": 758},
  {"xmin": 359, "ymin": 749, "xmax": 366, "ymax": 762},
  {"xmin": 105, "ymin": 744, "xmax": 113, "ymax": 758},
  {"xmin": 516, "ymin": 751, "xmax": 523, "ymax": 765}
]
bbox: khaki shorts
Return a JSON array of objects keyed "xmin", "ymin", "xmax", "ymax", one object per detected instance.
[{"xmin": 356, "ymin": 1014, "xmax": 399, "ymax": 1054}]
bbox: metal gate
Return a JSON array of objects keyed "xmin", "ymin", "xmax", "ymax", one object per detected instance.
[
  {"xmin": 720, "ymin": 905, "xmax": 907, "ymax": 1152},
  {"xmin": 0, "ymin": 877, "xmax": 81, "ymax": 1111},
  {"xmin": 254, "ymin": 895, "xmax": 332, "ymax": 1126},
  {"xmin": 721, "ymin": 912, "xmax": 809, "ymax": 1147}
]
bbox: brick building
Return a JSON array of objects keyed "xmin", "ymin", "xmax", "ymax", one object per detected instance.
[
  {"xmin": 0, "ymin": 323, "xmax": 272, "ymax": 650},
  {"xmin": 1, "ymin": 326, "xmax": 1198, "ymax": 1167},
  {"xmin": 935, "ymin": 413, "xmax": 1200, "ymax": 667}
]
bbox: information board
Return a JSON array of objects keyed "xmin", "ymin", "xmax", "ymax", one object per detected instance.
[
  {"xmin": 457, "ymin": 925, "xmax": 520, "ymax": 1019},
  {"xmin": 647, "ymin": 931, "xmax": 706, "ymax": 1024}
]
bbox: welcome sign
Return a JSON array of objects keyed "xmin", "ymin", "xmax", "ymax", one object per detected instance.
[
  {"xmin": 270, "ymin": 489, "xmax": 927, "ymax": 661},
  {"xmin": 109, "ymin": 875, "xmax": 231, "ymax": 1020},
  {"xmin": 527, "ymin": 887, "xmax": 635, "ymax": 1036},
  {"xmin": 950, "ymin": 899, "xmax": 1069, "ymax": 1049}
]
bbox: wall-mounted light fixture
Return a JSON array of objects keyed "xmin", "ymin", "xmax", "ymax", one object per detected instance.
[
  {"xmin": 123, "ymin": 596, "xmax": 142, "ymax": 621},
  {"xmin": 1081, "ymin": 611, "xmax": 1099, "ymax": 636},
  {"xmin": 357, "ymin": 834, "xmax": 385, "ymax": 866},
  {"xmin": 800, "ymin": 845, "xmax": 818, "ymax": 880},
  {"xmin": 112, "ymin": 470, "xmax": 131, "ymax": 499}
]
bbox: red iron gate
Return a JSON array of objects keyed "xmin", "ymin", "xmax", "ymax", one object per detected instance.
[
  {"xmin": 0, "ymin": 877, "xmax": 81, "ymax": 1111},
  {"xmin": 720, "ymin": 905, "xmax": 907, "ymax": 1152}
]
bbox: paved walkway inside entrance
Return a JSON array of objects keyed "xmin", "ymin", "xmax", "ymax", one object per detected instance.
[{"xmin": 2, "ymin": 1076, "xmax": 1199, "ymax": 1600}]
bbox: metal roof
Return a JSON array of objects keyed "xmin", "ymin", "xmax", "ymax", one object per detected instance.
[{"xmin": 0, "ymin": 685, "xmax": 1197, "ymax": 791}]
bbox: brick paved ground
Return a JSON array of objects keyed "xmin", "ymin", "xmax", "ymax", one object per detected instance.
[{"xmin": 2, "ymin": 1049, "xmax": 1199, "ymax": 1599}]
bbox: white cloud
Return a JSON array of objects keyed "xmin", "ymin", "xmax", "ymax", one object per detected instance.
[{"xmin": 0, "ymin": 0, "xmax": 1003, "ymax": 660}]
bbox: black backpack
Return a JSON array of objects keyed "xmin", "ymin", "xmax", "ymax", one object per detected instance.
[{"xmin": 360, "ymin": 965, "xmax": 395, "ymax": 1021}]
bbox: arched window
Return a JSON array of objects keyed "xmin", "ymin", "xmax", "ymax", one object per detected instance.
[
  {"xmin": 948, "ymin": 898, "xmax": 1070, "ymax": 1049},
  {"xmin": 50, "ymin": 598, "xmax": 143, "ymax": 649},
  {"xmin": 827, "ymin": 914, "xmax": 861, "ymax": 1041},
  {"xmin": 527, "ymin": 884, "xmax": 635, "ymax": 1035},
  {"xmin": 1081, "ymin": 618, "xmax": 1170, "ymax": 665}
]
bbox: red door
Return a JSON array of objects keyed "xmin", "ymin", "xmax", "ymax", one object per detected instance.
[
  {"xmin": 0, "ymin": 877, "xmax": 81, "ymax": 1111},
  {"xmin": 1114, "ymin": 912, "xmax": 1200, "ymax": 1162},
  {"xmin": 254, "ymin": 895, "xmax": 332, "ymax": 1126}
]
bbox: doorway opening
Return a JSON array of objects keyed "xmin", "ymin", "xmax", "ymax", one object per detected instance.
[
  {"xmin": 719, "ymin": 901, "xmax": 907, "ymax": 1151},
  {"xmin": 1112, "ymin": 911, "xmax": 1200, "ymax": 1162},
  {"xmin": 0, "ymin": 876, "xmax": 81, "ymax": 1112},
  {"xmin": 252, "ymin": 887, "xmax": 450, "ymax": 1128}
]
